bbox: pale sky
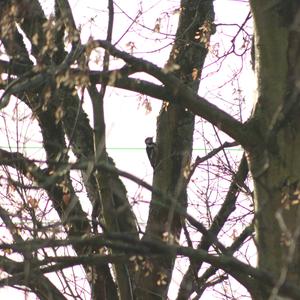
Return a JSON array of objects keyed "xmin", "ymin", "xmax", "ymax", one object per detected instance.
[{"xmin": 0, "ymin": 1, "xmax": 254, "ymax": 299}]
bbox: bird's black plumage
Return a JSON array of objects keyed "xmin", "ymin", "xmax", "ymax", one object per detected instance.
[{"xmin": 145, "ymin": 137, "xmax": 157, "ymax": 168}]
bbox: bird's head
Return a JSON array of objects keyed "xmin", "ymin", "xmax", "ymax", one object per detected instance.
[{"xmin": 145, "ymin": 137, "xmax": 153, "ymax": 145}]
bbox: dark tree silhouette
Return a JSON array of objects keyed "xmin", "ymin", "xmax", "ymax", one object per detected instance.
[{"xmin": 0, "ymin": 1, "xmax": 300, "ymax": 300}]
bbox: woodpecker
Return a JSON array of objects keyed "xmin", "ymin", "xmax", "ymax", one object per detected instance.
[{"xmin": 145, "ymin": 137, "xmax": 157, "ymax": 168}]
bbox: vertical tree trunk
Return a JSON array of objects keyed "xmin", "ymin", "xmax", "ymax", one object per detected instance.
[
  {"xmin": 248, "ymin": 1, "xmax": 300, "ymax": 298},
  {"xmin": 137, "ymin": 1, "xmax": 215, "ymax": 299}
]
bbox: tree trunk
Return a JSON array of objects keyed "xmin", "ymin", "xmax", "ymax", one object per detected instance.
[
  {"xmin": 248, "ymin": 1, "xmax": 300, "ymax": 298},
  {"xmin": 137, "ymin": 1, "xmax": 215, "ymax": 299}
]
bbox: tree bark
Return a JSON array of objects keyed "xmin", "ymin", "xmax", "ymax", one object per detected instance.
[
  {"xmin": 137, "ymin": 1, "xmax": 215, "ymax": 299},
  {"xmin": 248, "ymin": 1, "xmax": 300, "ymax": 298}
]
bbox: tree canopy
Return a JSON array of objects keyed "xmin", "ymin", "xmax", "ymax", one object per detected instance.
[{"xmin": 0, "ymin": 1, "xmax": 300, "ymax": 299}]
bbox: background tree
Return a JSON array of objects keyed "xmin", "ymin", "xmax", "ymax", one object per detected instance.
[{"xmin": 0, "ymin": 0, "xmax": 300, "ymax": 300}]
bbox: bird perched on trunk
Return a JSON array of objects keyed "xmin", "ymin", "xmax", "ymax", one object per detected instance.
[{"xmin": 145, "ymin": 137, "xmax": 157, "ymax": 168}]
